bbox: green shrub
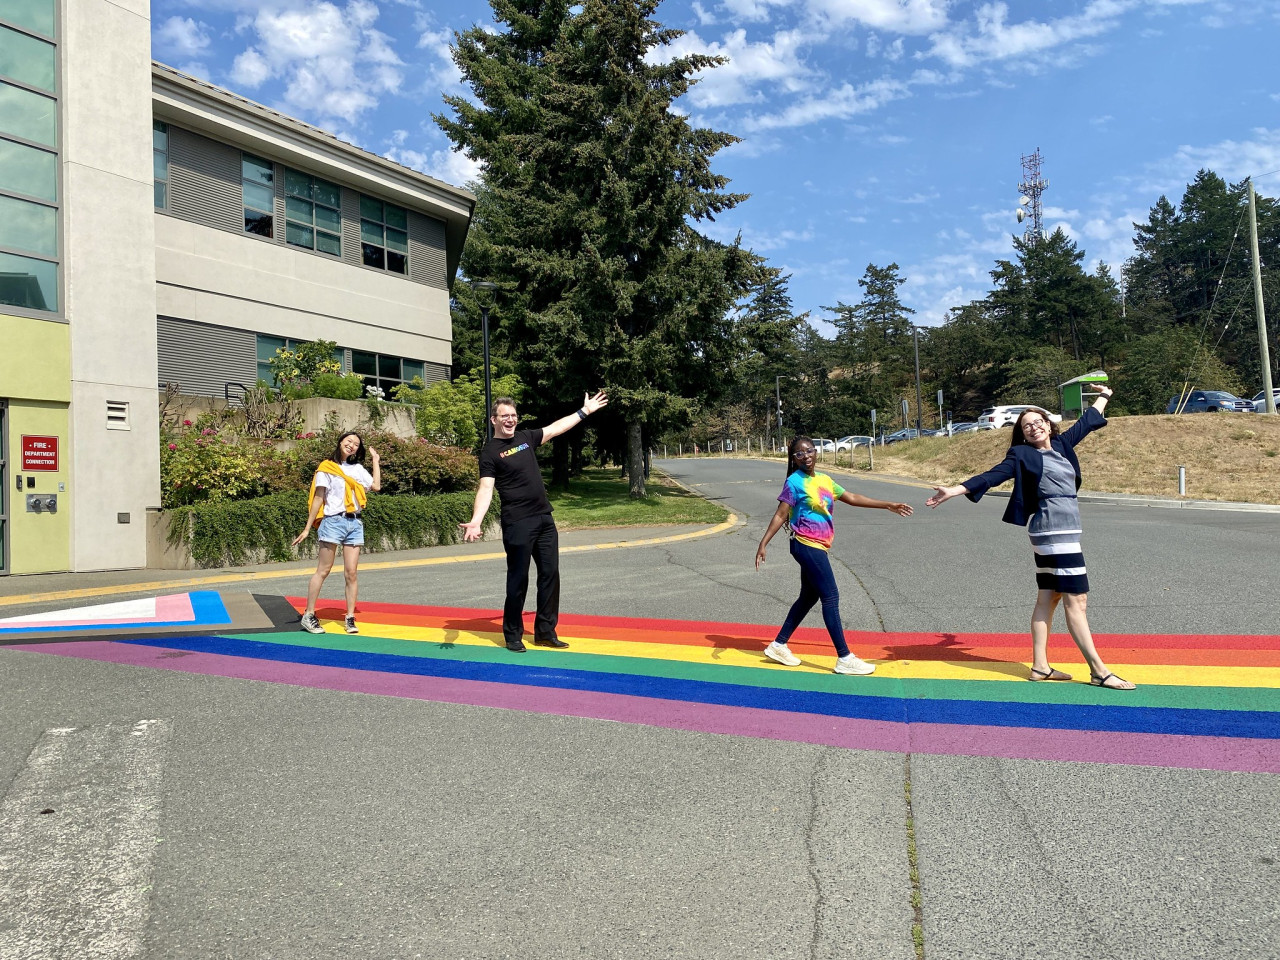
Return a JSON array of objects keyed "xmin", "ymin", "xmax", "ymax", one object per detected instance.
[
  {"xmin": 166, "ymin": 491, "xmax": 489, "ymax": 568},
  {"xmin": 313, "ymin": 371, "xmax": 365, "ymax": 400},
  {"xmin": 291, "ymin": 427, "xmax": 478, "ymax": 495},
  {"xmin": 160, "ymin": 428, "xmax": 264, "ymax": 507},
  {"xmin": 395, "ymin": 372, "xmax": 523, "ymax": 450}
]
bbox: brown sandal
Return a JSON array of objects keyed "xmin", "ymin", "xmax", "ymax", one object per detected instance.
[{"xmin": 1029, "ymin": 666, "xmax": 1072, "ymax": 682}]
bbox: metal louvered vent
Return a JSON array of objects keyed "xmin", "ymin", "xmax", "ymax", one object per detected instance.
[
  {"xmin": 106, "ymin": 401, "xmax": 130, "ymax": 430},
  {"xmin": 166, "ymin": 127, "xmax": 242, "ymax": 232}
]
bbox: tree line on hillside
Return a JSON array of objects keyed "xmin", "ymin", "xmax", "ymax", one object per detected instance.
[{"xmin": 439, "ymin": 0, "xmax": 1279, "ymax": 491}]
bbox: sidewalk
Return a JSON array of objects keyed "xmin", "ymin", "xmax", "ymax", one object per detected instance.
[{"xmin": 0, "ymin": 521, "xmax": 732, "ymax": 607}]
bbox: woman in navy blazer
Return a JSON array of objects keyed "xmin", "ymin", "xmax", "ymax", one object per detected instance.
[{"xmin": 926, "ymin": 387, "xmax": 1135, "ymax": 690}]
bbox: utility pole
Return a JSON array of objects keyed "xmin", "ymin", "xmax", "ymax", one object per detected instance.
[
  {"xmin": 775, "ymin": 375, "xmax": 783, "ymax": 436},
  {"xmin": 913, "ymin": 325, "xmax": 923, "ymax": 433},
  {"xmin": 1248, "ymin": 179, "xmax": 1276, "ymax": 414}
]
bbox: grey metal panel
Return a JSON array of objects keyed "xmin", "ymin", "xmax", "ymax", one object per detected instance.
[
  {"xmin": 272, "ymin": 160, "xmax": 285, "ymax": 246},
  {"xmin": 408, "ymin": 211, "xmax": 447, "ymax": 289},
  {"xmin": 422, "ymin": 360, "xmax": 449, "ymax": 384},
  {"xmin": 340, "ymin": 186, "xmax": 361, "ymax": 268},
  {"xmin": 166, "ymin": 127, "xmax": 241, "ymax": 232},
  {"xmin": 156, "ymin": 316, "xmax": 257, "ymax": 398}
]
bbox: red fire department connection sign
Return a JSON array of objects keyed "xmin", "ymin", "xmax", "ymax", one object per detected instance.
[{"xmin": 21, "ymin": 435, "xmax": 59, "ymax": 471}]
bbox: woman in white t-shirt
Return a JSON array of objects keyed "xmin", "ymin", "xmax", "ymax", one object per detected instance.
[{"xmin": 292, "ymin": 431, "xmax": 380, "ymax": 635}]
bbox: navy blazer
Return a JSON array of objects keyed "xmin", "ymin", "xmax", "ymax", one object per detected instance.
[{"xmin": 962, "ymin": 407, "xmax": 1107, "ymax": 526}]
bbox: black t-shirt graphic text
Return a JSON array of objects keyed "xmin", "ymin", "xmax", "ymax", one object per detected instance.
[{"xmin": 478, "ymin": 428, "xmax": 552, "ymax": 525}]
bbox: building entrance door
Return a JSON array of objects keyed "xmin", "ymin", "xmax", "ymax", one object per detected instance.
[{"xmin": 0, "ymin": 400, "xmax": 8, "ymax": 574}]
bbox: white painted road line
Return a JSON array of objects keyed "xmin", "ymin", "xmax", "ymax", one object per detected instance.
[{"xmin": 0, "ymin": 720, "xmax": 171, "ymax": 960}]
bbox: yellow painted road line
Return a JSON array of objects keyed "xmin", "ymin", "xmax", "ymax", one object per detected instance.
[
  {"xmin": 0, "ymin": 515, "xmax": 741, "ymax": 609},
  {"xmin": 302, "ymin": 621, "xmax": 1280, "ymax": 689}
]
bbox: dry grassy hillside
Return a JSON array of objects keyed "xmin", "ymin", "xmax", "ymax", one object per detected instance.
[{"xmin": 844, "ymin": 414, "xmax": 1280, "ymax": 504}]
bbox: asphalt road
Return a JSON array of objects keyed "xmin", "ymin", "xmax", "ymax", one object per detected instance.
[{"xmin": 1, "ymin": 457, "xmax": 1277, "ymax": 960}]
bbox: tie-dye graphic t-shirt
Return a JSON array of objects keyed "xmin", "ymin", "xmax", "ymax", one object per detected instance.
[{"xmin": 779, "ymin": 471, "xmax": 845, "ymax": 550}]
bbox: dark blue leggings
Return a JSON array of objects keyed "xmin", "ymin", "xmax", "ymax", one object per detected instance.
[{"xmin": 775, "ymin": 538, "xmax": 849, "ymax": 658}]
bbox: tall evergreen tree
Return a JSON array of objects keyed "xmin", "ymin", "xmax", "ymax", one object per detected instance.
[{"xmin": 438, "ymin": 0, "xmax": 750, "ymax": 495}]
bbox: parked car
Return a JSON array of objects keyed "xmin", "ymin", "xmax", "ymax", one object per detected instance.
[
  {"xmin": 949, "ymin": 422, "xmax": 979, "ymax": 434},
  {"xmin": 977, "ymin": 405, "xmax": 1064, "ymax": 429},
  {"xmin": 883, "ymin": 428, "xmax": 919, "ymax": 444},
  {"xmin": 1250, "ymin": 388, "xmax": 1280, "ymax": 412},
  {"xmin": 1166, "ymin": 390, "xmax": 1253, "ymax": 414},
  {"xmin": 920, "ymin": 428, "xmax": 948, "ymax": 437},
  {"xmin": 812, "ymin": 438, "xmax": 837, "ymax": 453},
  {"xmin": 835, "ymin": 435, "xmax": 874, "ymax": 451}
]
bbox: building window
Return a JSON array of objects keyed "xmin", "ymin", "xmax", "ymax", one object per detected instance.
[
  {"xmin": 359, "ymin": 195, "xmax": 408, "ymax": 275},
  {"xmin": 0, "ymin": 2, "xmax": 58, "ymax": 315},
  {"xmin": 351, "ymin": 350, "xmax": 424, "ymax": 396},
  {"xmin": 284, "ymin": 168, "xmax": 341, "ymax": 256},
  {"xmin": 242, "ymin": 153, "xmax": 274, "ymax": 238},
  {"xmin": 256, "ymin": 334, "xmax": 344, "ymax": 386},
  {"xmin": 153, "ymin": 120, "xmax": 168, "ymax": 208}
]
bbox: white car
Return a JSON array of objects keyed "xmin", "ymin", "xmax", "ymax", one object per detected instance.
[
  {"xmin": 812, "ymin": 438, "xmax": 837, "ymax": 453},
  {"xmin": 977, "ymin": 405, "xmax": 1063, "ymax": 429},
  {"xmin": 1250, "ymin": 388, "xmax": 1280, "ymax": 412},
  {"xmin": 835, "ymin": 435, "xmax": 874, "ymax": 451}
]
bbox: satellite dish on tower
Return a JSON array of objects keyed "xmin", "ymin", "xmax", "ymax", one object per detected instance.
[
  {"xmin": 1019, "ymin": 196, "xmax": 1030, "ymax": 206},
  {"xmin": 1016, "ymin": 208, "xmax": 1026, "ymax": 223}
]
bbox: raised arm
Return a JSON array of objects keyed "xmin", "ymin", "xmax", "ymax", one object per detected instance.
[
  {"xmin": 368, "ymin": 446, "xmax": 381, "ymax": 492},
  {"xmin": 540, "ymin": 391, "xmax": 608, "ymax": 444},
  {"xmin": 459, "ymin": 476, "xmax": 496, "ymax": 542}
]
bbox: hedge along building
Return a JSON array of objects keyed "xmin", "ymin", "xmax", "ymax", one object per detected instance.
[{"xmin": 1, "ymin": 0, "xmax": 474, "ymax": 575}]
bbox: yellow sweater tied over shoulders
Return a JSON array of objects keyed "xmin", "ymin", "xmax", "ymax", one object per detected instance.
[{"xmin": 311, "ymin": 460, "xmax": 368, "ymax": 517}]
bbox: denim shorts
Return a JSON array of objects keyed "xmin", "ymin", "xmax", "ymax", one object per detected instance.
[{"xmin": 317, "ymin": 514, "xmax": 364, "ymax": 546}]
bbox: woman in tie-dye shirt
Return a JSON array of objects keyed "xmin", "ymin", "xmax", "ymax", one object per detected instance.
[{"xmin": 755, "ymin": 437, "xmax": 913, "ymax": 675}]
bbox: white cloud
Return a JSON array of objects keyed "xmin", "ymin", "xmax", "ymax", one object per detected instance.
[
  {"xmin": 227, "ymin": 0, "xmax": 404, "ymax": 125},
  {"xmin": 384, "ymin": 142, "xmax": 481, "ymax": 188},
  {"xmin": 746, "ymin": 76, "xmax": 910, "ymax": 130},
  {"xmin": 662, "ymin": 28, "xmax": 816, "ymax": 110},
  {"xmin": 720, "ymin": 0, "xmax": 794, "ymax": 24},
  {"xmin": 806, "ymin": 0, "xmax": 950, "ymax": 34},
  {"xmin": 155, "ymin": 16, "xmax": 212, "ymax": 59},
  {"xmin": 924, "ymin": 0, "xmax": 1131, "ymax": 70}
]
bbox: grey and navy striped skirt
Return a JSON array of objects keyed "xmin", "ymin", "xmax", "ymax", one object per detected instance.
[{"xmin": 1029, "ymin": 527, "xmax": 1089, "ymax": 594}]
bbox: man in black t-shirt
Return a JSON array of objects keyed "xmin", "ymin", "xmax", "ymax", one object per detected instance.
[{"xmin": 460, "ymin": 391, "xmax": 609, "ymax": 651}]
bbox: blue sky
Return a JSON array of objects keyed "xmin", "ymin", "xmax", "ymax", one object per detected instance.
[{"xmin": 151, "ymin": 0, "xmax": 1280, "ymax": 331}]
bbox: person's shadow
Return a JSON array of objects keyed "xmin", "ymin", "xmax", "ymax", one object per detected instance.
[
  {"xmin": 440, "ymin": 615, "xmax": 505, "ymax": 650},
  {"xmin": 881, "ymin": 632, "xmax": 1025, "ymax": 679}
]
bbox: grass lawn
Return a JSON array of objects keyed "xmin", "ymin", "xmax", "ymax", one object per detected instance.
[
  {"xmin": 721, "ymin": 414, "xmax": 1280, "ymax": 504},
  {"xmin": 544, "ymin": 468, "xmax": 730, "ymax": 528}
]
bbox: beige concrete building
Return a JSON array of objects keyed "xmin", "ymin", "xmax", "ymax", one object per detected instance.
[{"xmin": 1, "ymin": 0, "xmax": 474, "ymax": 574}]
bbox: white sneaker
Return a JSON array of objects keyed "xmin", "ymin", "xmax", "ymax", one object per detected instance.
[
  {"xmin": 300, "ymin": 612, "xmax": 324, "ymax": 635},
  {"xmin": 763, "ymin": 641, "xmax": 801, "ymax": 666},
  {"xmin": 344, "ymin": 616, "xmax": 359, "ymax": 635},
  {"xmin": 834, "ymin": 654, "xmax": 875, "ymax": 675}
]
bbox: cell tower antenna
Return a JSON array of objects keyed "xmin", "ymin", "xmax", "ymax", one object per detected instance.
[{"xmin": 1016, "ymin": 148, "xmax": 1048, "ymax": 245}]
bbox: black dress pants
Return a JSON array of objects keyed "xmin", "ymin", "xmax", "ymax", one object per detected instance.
[{"xmin": 501, "ymin": 513, "xmax": 560, "ymax": 644}]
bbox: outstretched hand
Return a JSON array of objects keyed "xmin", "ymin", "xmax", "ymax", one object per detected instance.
[
  {"xmin": 291, "ymin": 527, "xmax": 311, "ymax": 548},
  {"xmin": 459, "ymin": 520, "xmax": 483, "ymax": 543},
  {"xmin": 583, "ymin": 390, "xmax": 608, "ymax": 414},
  {"xmin": 887, "ymin": 502, "xmax": 913, "ymax": 517},
  {"xmin": 926, "ymin": 485, "xmax": 965, "ymax": 508}
]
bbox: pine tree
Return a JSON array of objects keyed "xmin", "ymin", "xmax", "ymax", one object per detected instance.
[{"xmin": 437, "ymin": 0, "xmax": 750, "ymax": 496}]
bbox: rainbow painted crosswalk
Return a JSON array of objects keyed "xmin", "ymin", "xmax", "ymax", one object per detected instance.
[{"xmin": 7, "ymin": 595, "xmax": 1278, "ymax": 773}]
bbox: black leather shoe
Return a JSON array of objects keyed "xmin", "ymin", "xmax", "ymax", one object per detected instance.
[
  {"xmin": 505, "ymin": 639, "xmax": 527, "ymax": 652},
  {"xmin": 532, "ymin": 637, "xmax": 569, "ymax": 649}
]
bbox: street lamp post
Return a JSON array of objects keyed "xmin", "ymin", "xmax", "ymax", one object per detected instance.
[{"xmin": 471, "ymin": 281, "xmax": 498, "ymax": 440}]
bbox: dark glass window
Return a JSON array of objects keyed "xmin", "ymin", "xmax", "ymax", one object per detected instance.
[
  {"xmin": 153, "ymin": 120, "xmax": 168, "ymax": 208},
  {"xmin": 242, "ymin": 153, "xmax": 274, "ymax": 238},
  {"xmin": 359, "ymin": 194, "xmax": 408, "ymax": 275},
  {"xmin": 284, "ymin": 168, "xmax": 341, "ymax": 256}
]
